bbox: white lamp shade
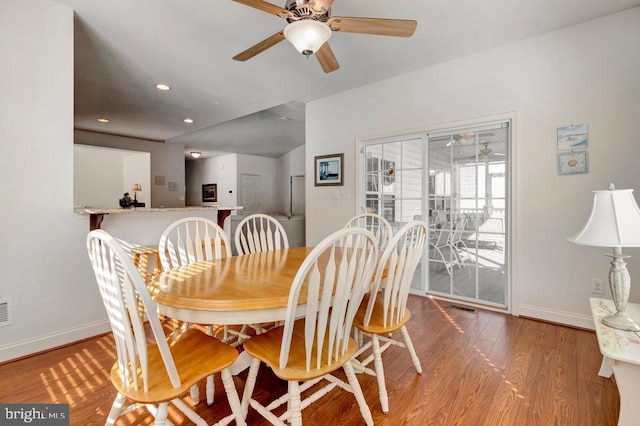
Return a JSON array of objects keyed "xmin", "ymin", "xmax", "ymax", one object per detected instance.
[
  {"xmin": 568, "ymin": 185, "xmax": 640, "ymax": 247},
  {"xmin": 283, "ymin": 20, "xmax": 332, "ymax": 55}
]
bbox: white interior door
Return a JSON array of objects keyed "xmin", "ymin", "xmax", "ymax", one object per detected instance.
[
  {"xmin": 241, "ymin": 174, "xmax": 261, "ymax": 215},
  {"xmin": 291, "ymin": 175, "xmax": 305, "ymax": 215}
]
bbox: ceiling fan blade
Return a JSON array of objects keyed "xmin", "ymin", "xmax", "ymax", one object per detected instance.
[
  {"xmin": 232, "ymin": 0, "xmax": 288, "ymax": 17},
  {"xmin": 233, "ymin": 31, "xmax": 286, "ymax": 61},
  {"xmin": 315, "ymin": 42, "xmax": 339, "ymax": 73},
  {"xmin": 330, "ymin": 17, "xmax": 417, "ymax": 37}
]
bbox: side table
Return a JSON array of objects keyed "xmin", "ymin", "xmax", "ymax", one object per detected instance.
[{"xmin": 590, "ymin": 298, "xmax": 640, "ymax": 426}]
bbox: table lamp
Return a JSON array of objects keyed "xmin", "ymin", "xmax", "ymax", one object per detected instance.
[
  {"xmin": 132, "ymin": 183, "xmax": 141, "ymax": 203},
  {"xmin": 568, "ymin": 183, "xmax": 640, "ymax": 331}
]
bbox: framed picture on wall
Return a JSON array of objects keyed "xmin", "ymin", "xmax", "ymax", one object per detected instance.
[
  {"xmin": 558, "ymin": 150, "xmax": 588, "ymax": 175},
  {"xmin": 557, "ymin": 124, "xmax": 588, "ymax": 150},
  {"xmin": 202, "ymin": 183, "xmax": 217, "ymax": 202},
  {"xmin": 314, "ymin": 153, "xmax": 344, "ymax": 186}
]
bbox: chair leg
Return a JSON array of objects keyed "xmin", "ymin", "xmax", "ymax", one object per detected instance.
[
  {"xmin": 371, "ymin": 335, "xmax": 389, "ymax": 413},
  {"xmin": 401, "ymin": 325, "xmax": 422, "ymax": 374},
  {"xmin": 190, "ymin": 384, "xmax": 200, "ymax": 405},
  {"xmin": 288, "ymin": 380, "xmax": 303, "ymax": 426},
  {"xmin": 355, "ymin": 328, "xmax": 365, "ymax": 348},
  {"xmin": 343, "ymin": 360, "xmax": 374, "ymax": 426},
  {"xmin": 106, "ymin": 392, "xmax": 126, "ymax": 425},
  {"xmin": 205, "ymin": 326, "xmax": 215, "ymax": 405},
  {"xmin": 153, "ymin": 402, "xmax": 169, "ymax": 425},
  {"xmin": 241, "ymin": 357, "xmax": 261, "ymax": 416},
  {"xmin": 206, "ymin": 375, "xmax": 215, "ymax": 406},
  {"xmin": 221, "ymin": 368, "xmax": 247, "ymax": 426}
]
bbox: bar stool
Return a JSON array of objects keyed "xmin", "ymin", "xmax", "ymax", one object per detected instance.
[{"xmin": 131, "ymin": 246, "xmax": 162, "ymax": 283}]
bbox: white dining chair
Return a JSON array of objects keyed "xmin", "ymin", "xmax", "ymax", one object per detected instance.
[
  {"xmin": 158, "ymin": 216, "xmax": 232, "ymax": 406},
  {"xmin": 345, "ymin": 212, "xmax": 393, "ymax": 250},
  {"xmin": 429, "ymin": 222, "xmax": 455, "ymax": 275},
  {"xmin": 234, "ymin": 213, "xmax": 289, "ymax": 255},
  {"xmin": 448, "ymin": 217, "xmax": 468, "ymax": 267},
  {"xmin": 351, "ymin": 220, "xmax": 428, "ymax": 413},
  {"xmin": 158, "ymin": 216, "xmax": 231, "ymax": 270},
  {"xmin": 232, "ymin": 213, "xmax": 290, "ymax": 340},
  {"xmin": 86, "ymin": 230, "xmax": 245, "ymax": 426},
  {"xmin": 240, "ymin": 227, "xmax": 378, "ymax": 426}
]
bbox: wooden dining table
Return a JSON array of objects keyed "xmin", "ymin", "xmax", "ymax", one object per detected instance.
[{"xmin": 148, "ymin": 247, "xmax": 317, "ymax": 326}]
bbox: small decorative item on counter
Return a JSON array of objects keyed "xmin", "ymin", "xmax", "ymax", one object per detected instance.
[{"xmin": 119, "ymin": 192, "xmax": 133, "ymax": 208}]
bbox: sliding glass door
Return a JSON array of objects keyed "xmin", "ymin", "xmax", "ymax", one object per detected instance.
[
  {"xmin": 427, "ymin": 124, "xmax": 509, "ymax": 308},
  {"xmin": 361, "ymin": 121, "xmax": 510, "ymax": 309},
  {"xmin": 363, "ymin": 136, "xmax": 427, "ymax": 291}
]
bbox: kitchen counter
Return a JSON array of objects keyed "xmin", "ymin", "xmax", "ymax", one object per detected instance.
[{"xmin": 75, "ymin": 206, "xmax": 244, "ymax": 230}]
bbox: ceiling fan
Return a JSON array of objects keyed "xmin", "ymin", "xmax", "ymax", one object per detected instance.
[
  {"xmin": 445, "ymin": 132, "xmax": 476, "ymax": 147},
  {"xmin": 232, "ymin": 0, "xmax": 418, "ymax": 73},
  {"xmin": 470, "ymin": 142, "xmax": 506, "ymax": 160}
]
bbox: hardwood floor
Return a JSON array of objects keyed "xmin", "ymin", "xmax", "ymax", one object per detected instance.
[{"xmin": 0, "ymin": 296, "xmax": 619, "ymax": 425}]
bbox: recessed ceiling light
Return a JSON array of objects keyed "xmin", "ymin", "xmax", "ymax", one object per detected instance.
[
  {"xmin": 155, "ymin": 83, "xmax": 171, "ymax": 91},
  {"xmin": 97, "ymin": 118, "xmax": 109, "ymax": 123},
  {"xmin": 190, "ymin": 151, "xmax": 201, "ymax": 158},
  {"xmin": 184, "ymin": 118, "xmax": 194, "ymax": 124}
]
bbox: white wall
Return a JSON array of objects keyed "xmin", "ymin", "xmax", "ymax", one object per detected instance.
[
  {"xmin": 0, "ymin": 0, "xmax": 110, "ymax": 362},
  {"xmin": 122, "ymin": 153, "xmax": 151, "ymax": 206},
  {"xmin": 74, "ymin": 145, "xmax": 150, "ymax": 208},
  {"xmin": 305, "ymin": 9, "xmax": 640, "ymax": 328},
  {"xmin": 186, "ymin": 154, "xmax": 238, "ymax": 207},
  {"xmin": 276, "ymin": 145, "xmax": 306, "ymax": 213},
  {"xmin": 75, "ymin": 130, "xmax": 186, "ymax": 207}
]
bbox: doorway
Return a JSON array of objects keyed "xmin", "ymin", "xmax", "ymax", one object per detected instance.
[
  {"xmin": 241, "ymin": 174, "xmax": 261, "ymax": 215},
  {"xmin": 360, "ymin": 121, "xmax": 510, "ymax": 310},
  {"xmin": 427, "ymin": 123, "xmax": 509, "ymax": 308}
]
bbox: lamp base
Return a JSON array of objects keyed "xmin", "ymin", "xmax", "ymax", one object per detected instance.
[{"xmin": 602, "ymin": 313, "xmax": 640, "ymax": 332}]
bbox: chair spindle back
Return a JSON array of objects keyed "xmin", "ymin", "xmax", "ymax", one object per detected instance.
[
  {"xmin": 87, "ymin": 230, "xmax": 180, "ymax": 394},
  {"xmin": 279, "ymin": 228, "xmax": 378, "ymax": 370},
  {"xmin": 159, "ymin": 217, "xmax": 230, "ymax": 270},
  {"xmin": 235, "ymin": 213, "xmax": 289, "ymax": 255},
  {"xmin": 364, "ymin": 220, "xmax": 428, "ymax": 328}
]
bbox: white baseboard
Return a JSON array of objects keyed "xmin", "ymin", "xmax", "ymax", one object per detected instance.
[
  {"xmin": 518, "ymin": 303, "xmax": 595, "ymax": 330},
  {"xmin": 0, "ymin": 320, "xmax": 111, "ymax": 364}
]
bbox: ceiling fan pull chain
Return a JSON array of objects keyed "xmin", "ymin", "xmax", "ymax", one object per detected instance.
[{"xmin": 304, "ymin": 54, "xmax": 310, "ymax": 102}]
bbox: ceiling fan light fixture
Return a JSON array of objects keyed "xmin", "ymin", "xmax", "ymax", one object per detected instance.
[
  {"xmin": 457, "ymin": 132, "xmax": 476, "ymax": 145},
  {"xmin": 283, "ymin": 20, "xmax": 331, "ymax": 56},
  {"xmin": 190, "ymin": 151, "xmax": 201, "ymax": 158}
]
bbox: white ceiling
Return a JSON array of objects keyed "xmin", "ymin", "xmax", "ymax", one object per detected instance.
[{"xmin": 54, "ymin": 0, "xmax": 639, "ymax": 158}]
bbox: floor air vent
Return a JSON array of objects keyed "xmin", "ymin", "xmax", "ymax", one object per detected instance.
[
  {"xmin": 448, "ymin": 304, "xmax": 476, "ymax": 314},
  {"xmin": 0, "ymin": 298, "xmax": 13, "ymax": 327}
]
